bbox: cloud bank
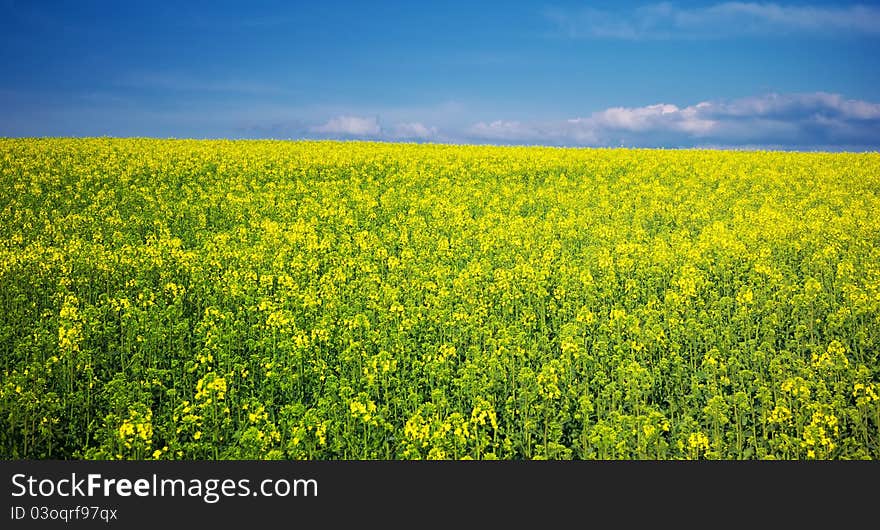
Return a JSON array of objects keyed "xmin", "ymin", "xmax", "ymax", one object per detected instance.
[
  {"xmin": 388, "ymin": 122, "xmax": 439, "ymax": 140},
  {"xmin": 306, "ymin": 115, "xmax": 439, "ymax": 141},
  {"xmin": 546, "ymin": 2, "xmax": 880, "ymax": 40},
  {"xmin": 465, "ymin": 92, "xmax": 880, "ymax": 149},
  {"xmin": 311, "ymin": 115, "xmax": 382, "ymax": 137},
  {"xmin": 261, "ymin": 92, "xmax": 879, "ymax": 149},
  {"xmin": 6, "ymin": 90, "xmax": 876, "ymax": 150},
  {"xmin": 265, "ymin": 92, "xmax": 880, "ymax": 149}
]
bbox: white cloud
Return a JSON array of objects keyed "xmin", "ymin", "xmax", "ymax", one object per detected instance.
[
  {"xmin": 307, "ymin": 116, "xmax": 441, "ymax": 141},
  {"xmin": 311, "ymin": 115, "xmax": 381, "ymax": 137},
  {"xmin": 591, "ymin": 103, "xmax": 715, "ymax": 134},
  {"xmin": 466, "ymin": 120, "xmax": 601, "ymax": 145},
  {"xmin": 388, "ymin": 122, "xmax": 438, "ymax": 140},
  {"xmin": 466, "ymin": 92, "xmax": 880, "ymax": 149},
  {"xmin": 546, "ymin": 2, "xmax": 880, "ymax": 40},
  {"xmin": 468, "ymin": 120, "xmax": 541, "ymax": 141},
  {"xmin": 706, "ymin": 92, "xmax": 880, "ymax": 120}
]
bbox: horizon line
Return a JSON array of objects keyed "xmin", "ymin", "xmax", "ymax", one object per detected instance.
[{"xmin": 2, "ymin": 136, "xmax": 879, "ymax": 154}]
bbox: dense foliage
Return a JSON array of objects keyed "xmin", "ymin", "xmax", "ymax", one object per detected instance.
[{"xmin": 1, "ymin": 138, "xmax": 878, "ymax": 459}]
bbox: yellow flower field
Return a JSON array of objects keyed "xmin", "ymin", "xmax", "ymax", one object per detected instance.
[{"xmin": 1, "ymin": 138, "xmax": 878, "ymax": 459}]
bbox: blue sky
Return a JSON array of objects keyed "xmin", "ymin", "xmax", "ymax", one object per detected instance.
[{"xmin": 1, "ymin": 0, "xmax": 879, "ymax": 149}]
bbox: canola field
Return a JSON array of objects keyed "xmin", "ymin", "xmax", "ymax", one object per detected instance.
[{"xmin": 1, "ymin": 138, "xmax": 879, "ymax": 460}]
